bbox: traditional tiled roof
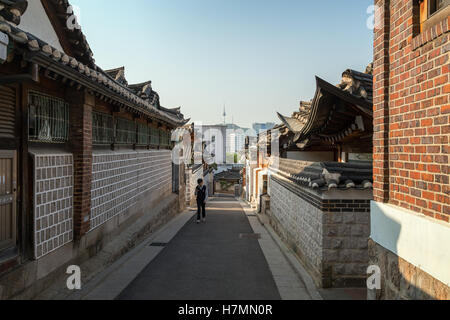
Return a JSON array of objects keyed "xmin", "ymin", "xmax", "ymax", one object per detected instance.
[
  {"xmin": 270, "ymin": 158, "xmax": 373, "ymax": 191},
  {"xmin": 128, "ymin": 81, "xmax": 161, "ymax": 107},
  {"xmin": 215, "ymin": 169, "xmax": 241, "ymax": 181},
  {"xmin": 0, "ymin": 0, "xmax": 28, "ymax": 25},
  {"xmin": 277, "ymin": 65, "xmax": 373, "ymax": 149},
  {"xmin": 0, "ymin": 0, "xmax": 188, "ymax": 127},
  {"xmin": 338, "ymin": 69, "xmax": 373, "ymax": 103},
  {"xmin": 105, "ymin": 67, "xmax": 128, "ymax": 86}
]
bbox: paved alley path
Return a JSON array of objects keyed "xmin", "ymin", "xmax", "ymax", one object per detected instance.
[{"xmin": 117, "ymin": 194, "xmax": 281, "ymax": 300}]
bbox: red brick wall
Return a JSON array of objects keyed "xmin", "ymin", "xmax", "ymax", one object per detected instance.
[{"xmin": 373, "ymin": 0, "xmax": 449, "ymax": 222}]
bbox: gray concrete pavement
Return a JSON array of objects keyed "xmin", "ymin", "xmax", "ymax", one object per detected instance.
[{"xmin": 117, "ymin": 194, "xmax": 281, "ymax": 300}]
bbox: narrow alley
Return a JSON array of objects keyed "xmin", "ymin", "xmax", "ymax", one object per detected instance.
[{"xmin": 52, "ymin": 194, "xmax": 321, "ymax": 301}]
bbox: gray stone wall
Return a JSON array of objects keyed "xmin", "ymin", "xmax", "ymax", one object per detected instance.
[
  {"xmin": 269, "ymin": 178, "xmax": 323, "ymax": 281},
  {"xmin": 368, "ymin": 239, "xmax": 449, "ymax": 300},
  {"xmin": 322, "ymin": 200, "xmax": 371, "ymax": 287},
  {"xmin": 268, "ymin": 174, "xmax": 371, "ymax": 288}
]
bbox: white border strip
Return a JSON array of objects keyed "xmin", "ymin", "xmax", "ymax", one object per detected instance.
[{"xmin": 371, "ymin": 201, "xmax": 450, "ymax": 286}]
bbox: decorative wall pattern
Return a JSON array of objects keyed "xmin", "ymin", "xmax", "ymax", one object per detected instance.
[
  {"xmin": 32, "ymin": 152, "xmax": 74, "ymax": 259},
  {"xmin": 90, "ymin": 150, "xmax": 172, "ymax": 230}
]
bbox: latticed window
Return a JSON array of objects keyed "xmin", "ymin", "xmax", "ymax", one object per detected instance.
[
  {"xmin": 160, "ymin": 129, "xmax": 171, "ymax": 147},
  {"xmin": 115, "ymin": 118, "xmax": 136, "ymax": 144},
  {"xmin": 150, "ymin": 127, "xmax": 160, "ymax": 145},
  {"xmin": 28, "ymin": 92, "xmax": 69, "ymax": 143},
  {"xmin": 137, "ymin": 123, "xmax": 149, "ymax": 145},
  {"xmin": 92, "ymin": 112, "xmax": 114, "ymax": 145}
]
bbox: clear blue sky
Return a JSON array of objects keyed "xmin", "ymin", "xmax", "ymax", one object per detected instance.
[{"xmin": 71, "ymin": 0, "xmax": 373, "ymax": 128}]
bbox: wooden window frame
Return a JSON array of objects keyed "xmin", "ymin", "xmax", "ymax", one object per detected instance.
[
  {"xmin": 92, "ymin": 111, "xmax": 114, "ymax": 145},
  {"xmin": 115, "ymin": 117, "xmax": 136, "ymax": 145},
  {"xmin": 419, "ymin": 0, "xmax": 450, "ymax": 32},
  {"xmin": 0, "ymin": 150, "xmax": 17, "ymax": 252},
  {"xmin": 28, "ymin": 91, "xmax": 69, "ymax": 143},
  {"xmin": 137, "ymin": 122, "xmax": 149, "ymax": 146},
  {"xmin": 149, "ymin": 126, "xmax": 160, "ymax": 146}
]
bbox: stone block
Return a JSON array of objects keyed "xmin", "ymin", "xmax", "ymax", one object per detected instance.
[
  {"xmin": 351, "ymin": 225, "xmax": 364, "ymax": 237},
  {"xmin": 343, "ymin": 212, "xmax": 355, "ymax": 224},
  {"xmin": 333, "ymin": 263, "xmax": 346, "ymax": 275},
  {"xmin": 338, "ymin": 225, "xmax": 352, "ymax": 236},
  {"xmin": 352, "ymin": 250, "xmax": 369, "ymax": 263},
  {"xmin": 355, "ymin": 212, "xmax": 370, "ymax": 224},
  {"xmin": 323, "ymin": 249, "xmax": 339, "ymax": 263}
]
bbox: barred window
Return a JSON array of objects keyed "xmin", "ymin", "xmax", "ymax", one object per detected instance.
[
  {"xmin": 115, "ymin": 118, "xmax": 136, "ymax": 144},
  {"xmin": 137, "ymin": 123, "xmax": 149, "ymax": 145},
  {"xmin": 150, "ymin": 127, "xmax": 160, "ymax": 145},
  {"xmin": 160, "ymin": 129, "xmax": 171, "ymax": 147},
  {"xmin": 93, "ymin": 112, "xmax": 114, "ymax": 145},
  {"xmin": 28, "ymin": 92, "xmax": 69, "ymax": 143}
]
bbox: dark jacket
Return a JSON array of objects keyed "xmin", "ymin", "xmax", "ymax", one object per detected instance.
[{"xmin": 195, "ymin": 185, "xmax": 208, "ymax": 203}]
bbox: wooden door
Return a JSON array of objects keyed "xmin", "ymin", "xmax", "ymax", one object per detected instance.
[{"xmin": 0, "ymin": 150, "xmax": 16, "ymax": 251}]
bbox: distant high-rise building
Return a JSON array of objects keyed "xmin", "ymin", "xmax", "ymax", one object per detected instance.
[
  {"xmin": 225, "ymin": 123, "xmax": 250, "ymax": 154},
  {"xmin": 252, "ymin": 122, "xmax": 276, "ymax": 134}
]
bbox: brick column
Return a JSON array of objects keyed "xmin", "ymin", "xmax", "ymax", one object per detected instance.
[
  {"xmin": 68, "ymin": 90, "xmax": 93, "ymax": 239},
  {"xmin": 373, "ymin": 0, "xmax": 390, "ymax": 203}
]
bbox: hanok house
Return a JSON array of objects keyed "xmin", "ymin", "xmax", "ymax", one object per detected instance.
[
  {"xmin": 370, "ymin": 0, "xmax": 449, "ymax": 300},
  {"xmin": 214, "ymin": 168, "xmax": 241, "ymax": 195},
  {"xmin": 0, "ymin": 0, "xmax": 188, "ymax": 299},
  {"xmin": 249, "ymin": 66, "xmax": 375, "ymax": 288},
  {"xmin": 177, "ymin": 123, "xmax": 215, "ymax": 206}
]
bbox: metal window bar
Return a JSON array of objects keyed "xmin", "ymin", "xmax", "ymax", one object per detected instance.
[
  {"xmin": 150, "ymin": 127, "xmax": 160, "ymax": 146},
  {"xmin": 137, "ymin": 123, "xmax": 149, "ymax": 145},
  {"xmin": 115, "ymin": 118, "xmax": 136, "ymax": 144},
  {"xmin": 160, "ymin": 130, "xmax": 172, "ymax": 147},
  {"xmin": 159, "ymin": 129, "xmax": 168, "ymax": 146},
  {"xmin": 28, "ymin": 92, "xmax": 69, "ymax": 143},
  {"xmin": 92, "ymin": 111, "xmax": 114, "ymax": 145}
]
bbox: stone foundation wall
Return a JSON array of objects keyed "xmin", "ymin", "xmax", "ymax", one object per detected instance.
[
  {"xmin": 368, "ymin": 239, "xmax": 449, "ymax": 300},
  {"xmin": 269, "ymin": 178, "xmax": 323, "ymax": 280},
  {"xmin": 268, "ymin": 175, "xmax": 371, "ymax": 288}
]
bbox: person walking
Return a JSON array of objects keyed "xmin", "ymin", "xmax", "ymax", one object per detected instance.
[{"xmin": 195, "ymin": 179, "xmax": 208, "ymax": 224}]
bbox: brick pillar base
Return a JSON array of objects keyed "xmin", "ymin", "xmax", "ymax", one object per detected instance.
[
  {"xmin": 68, "ymin": 90, "xmax": 93, "ymax": 240},
  {"xmin": 373, "ymin": 0, "xmax": 390, "ymax": 203}
]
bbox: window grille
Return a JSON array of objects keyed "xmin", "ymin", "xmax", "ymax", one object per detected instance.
[
  {"xmin": 115, "ymin": 118, "xmax": 136, "ymax": 144},
  {"xmin": 137, "ymin": 123, "xmax": 149, "ymax": 145},
  {"xmin": 150, "ymin": 127, "xmax": 160, "ymax": 145},
  {"xmin": 28, "ymin": 92, "xmax": 69, "ymax": 143},
  {"xmin": 92, "ymin": 112, "xmax": 114, "ymax": 145},
  {"xmin": 160, "ymin": 129, "xmax": 171, "ymax": 147}
]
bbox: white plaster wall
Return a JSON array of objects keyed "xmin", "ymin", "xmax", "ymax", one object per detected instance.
[
  {"xmin": 19, "ymin": 0, "xmax": 65, "ymax": 52},
  {"xmin": 371, "ymin": 202, "xmax": 450, "ymax": 286},
  {"xmin": 185, "ymin": 167, "xmax": 204, "ymax": 204}
]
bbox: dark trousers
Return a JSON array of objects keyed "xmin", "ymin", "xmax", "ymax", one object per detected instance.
[{"xmin": 197, "ymin": 201, "xmax": 206, "ymax": 220}]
